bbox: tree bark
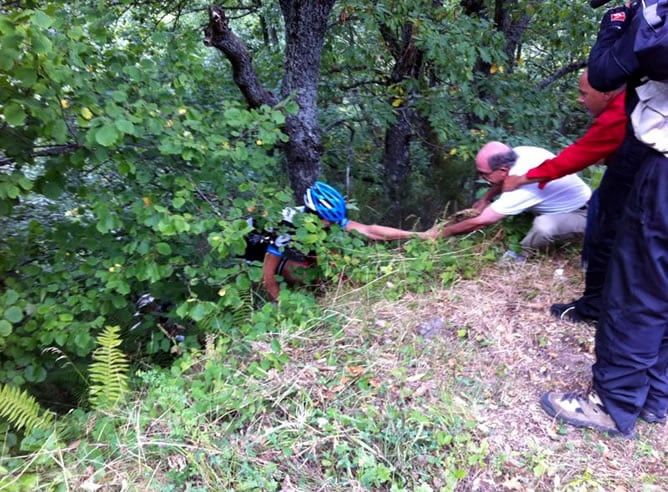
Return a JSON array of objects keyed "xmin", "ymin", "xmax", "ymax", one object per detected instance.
[
  {"xmin": 203, "ymin": 6, "xmax": 278, "ymax": 108},
  {"xmin": 537, "ymin": 60, "xmax": 588, "ymax": 89},
  {"xmin": 378, "ymin": 21, "xmax": 424, "ymax": 210},
  {"xmin": 278, "ymin": 0, "xmax": 336, "ymax": 201},
  {"xmin": 204, "ymin": 2, "xmax": 336, "ymax": 202},
  {"xmin": 382, "ymin": 105, "xmax": 415, "ymax": 209},
  {"xmin": 493, "ymin": 0, "xmax": 530, "ymax": 72}
]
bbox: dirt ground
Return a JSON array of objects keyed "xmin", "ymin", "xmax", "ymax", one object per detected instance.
[{"xmin": 346, "ymin": 251, "xmax": 668, "ymax": 490}]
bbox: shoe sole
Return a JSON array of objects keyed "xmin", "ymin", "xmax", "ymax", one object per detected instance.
[
  {"xmin": 540, "ymin": 393, "xmax": 627, "ymax": 437},
  {"xmin": 550, "ymin": 307, "xmax": 598, "ymax": 325}
]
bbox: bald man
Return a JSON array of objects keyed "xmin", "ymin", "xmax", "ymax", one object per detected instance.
[{"xmin": 428, "ymin": 142, "xmax": 591, "ymax": 255}]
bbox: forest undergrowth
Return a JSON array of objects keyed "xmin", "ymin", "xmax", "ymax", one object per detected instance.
[{"xmin": 1, "ymin": 240, "xmax": 667, "ymax": 492}]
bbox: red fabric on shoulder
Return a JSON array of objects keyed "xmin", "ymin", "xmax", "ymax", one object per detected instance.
[{"xmin": 527, "ymin": 90, "xmax": 627, "ymax": 188}]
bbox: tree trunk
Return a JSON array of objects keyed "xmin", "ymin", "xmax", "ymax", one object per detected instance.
[
  {"xmin": 493, "ymin": 0, "xmax": 530, "ymax": 71},
  {"xmin": 204, "ymin": 1, "xmax": 336, "ymax": 202},
  {"xmin": 382, "ymin": 106, "xmax": 414, "ymax": 209},
  {"xmin": 278, "ymin": 0, "xmax": 336, "ymax": 201},
  {"xmin": 379, "ymin": 21, "xmax": 424, "ymax": 211}
]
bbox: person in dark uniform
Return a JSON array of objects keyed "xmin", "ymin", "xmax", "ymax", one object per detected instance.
[{"xmin": 541, "ymin": 0, "xmax": 668, "ymax": 437}]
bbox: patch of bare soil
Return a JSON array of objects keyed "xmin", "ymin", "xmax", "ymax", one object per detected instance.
[{"xmin": 356, "ymin": 252, "xmax": 668, "ymax": 490}]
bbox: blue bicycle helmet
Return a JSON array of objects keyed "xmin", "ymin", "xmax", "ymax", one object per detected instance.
[{"xmin": 303, "ymin": 181, "xmax": 349, "ymax": 227}]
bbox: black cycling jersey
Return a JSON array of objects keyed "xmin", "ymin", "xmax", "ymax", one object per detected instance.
[
  {"xmin": 241, "ymin": 212, "xmax": 314, "ymax": 265},
  {"xmin": 242, "ymin": 228, "xmax": 275, "ymax": 263}
]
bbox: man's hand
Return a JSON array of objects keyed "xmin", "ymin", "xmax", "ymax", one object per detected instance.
[
  {"xmin": 425, "ymin": 208, "xmax": 480, "ymax": 240},
  {"xmin": 502, "ymin": 174, "xmax": 531, "ymax": 192},
  {"xmin": 423, "ymin": 225, "xmax": 442, "ymax": 240}
]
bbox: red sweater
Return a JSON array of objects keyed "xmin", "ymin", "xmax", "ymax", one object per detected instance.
[{"xmin": 526, "ymin": 91, "xmax": 627, "ymax": 186}]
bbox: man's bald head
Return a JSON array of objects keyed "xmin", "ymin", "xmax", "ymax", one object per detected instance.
[{"xmin": 476, "ymin": 141, "xmax": 517, "ymax": 171}]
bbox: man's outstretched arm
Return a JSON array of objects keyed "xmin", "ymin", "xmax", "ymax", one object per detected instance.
[
  {"xmin": 429, "ymin": 206, "xmax": 506, "ymax": 238},
  {"xmin": 504, "ymin": 93, "xmax": 627, "ymax": 192}
]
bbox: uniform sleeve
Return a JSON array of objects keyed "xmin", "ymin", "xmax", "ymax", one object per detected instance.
[
  {"xmin": 588, "ymin": 14, "xmax": 640, "ymax": 92},
  {"xmin": 526, "ymin": 96, "xmax": 627, "ymax": 183}
]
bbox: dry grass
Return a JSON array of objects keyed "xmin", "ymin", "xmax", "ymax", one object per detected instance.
[
  {"xmin": 275, "ymin": 249, "xmax": 668, "ymax": 490},
  {"xmin": 9, "ymin": 247, "xmax": 665, "ymax": 491}
]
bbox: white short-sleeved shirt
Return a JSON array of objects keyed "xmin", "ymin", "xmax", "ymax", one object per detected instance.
[{"xmin": 490, "ymin": 146, "xmax": 592, "ymax": 216}]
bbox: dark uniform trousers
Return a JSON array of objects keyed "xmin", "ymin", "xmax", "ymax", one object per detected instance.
[
  {"xmin": 593, "ymin": 148, "xmax": 668, "ymax": 435},
  {"xmin": 576, "ymin": 136, "xmax": 653, "ymax": 320},
  {"xmin": 583, "ymin": 0, "xmax": 668, "ymax": 436}
]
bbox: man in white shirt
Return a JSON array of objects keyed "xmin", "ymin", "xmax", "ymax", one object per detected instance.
[{"xmin": 428, "ymin": 141, "xmax": 592, "ymax": 255}]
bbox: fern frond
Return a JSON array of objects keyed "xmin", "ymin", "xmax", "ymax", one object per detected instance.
[
  {"xmin": 0, "ymin": 384, "xmax": 54, "ymax": 433},
  {"xmin": 88, "ymin": 325, "xmax": 129, "ymax": 410},
  {"xmin": 42, "ymin": 346, "xmax": 87, "ymax": 384},
  {"xmin": 232, "ymin": 285, "xmax": 253, "ymax": 328}
]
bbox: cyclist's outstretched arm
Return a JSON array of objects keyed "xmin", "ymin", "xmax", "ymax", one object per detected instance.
[{"xmin": 344, "ymin": 220, "xmax": 427, "ymax": 241}]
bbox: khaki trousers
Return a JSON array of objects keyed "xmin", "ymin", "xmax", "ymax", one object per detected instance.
[{"xmin": 520, "ymin": 207, "xmax": 588, "ymax": 253}]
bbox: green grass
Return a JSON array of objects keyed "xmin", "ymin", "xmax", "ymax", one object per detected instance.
[{"xmin": 2, "ymin": 236, "xmax": 667, "ymax": 491}]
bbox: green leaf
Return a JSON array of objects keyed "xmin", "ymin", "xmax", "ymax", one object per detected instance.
[
  {"xmin": 54, "ymin": 332, "xmax": 67, "ymax": 345},
  {"xmin": 271, "ymin": 111, "xmax": 286, "ymax": 124},
  {"xmin": 24, "ymin": 364, "xmax": 47, "ymax": 383},
  {"xmin": 30, "ymin": 32, "xmax": 52, "ymax": 54},
  {"xmin": 67, "ymin": 26, "xmax": 84, "ymax": 40},
  {"xmin": 115, "ymin": 119, "xmax": 134, "ymax": 135},
  {"xmin": 42, "ymin": 180, "xmax": 63, "ymax": 199},
  {"xmin": 0, "ymin": 17, "xmax": 15, "ymax": 35},
  {"xmin": 236, "ymin": 274, "xmax": 251, "ymax": 290},
  {"xmin": 31, "ymin": 10, "xmax": 54, "ymax": 29},
  {"xmin": 0, "ymin": 49, "xmax": 17, "ymax": 70},
  {"xmin": 17, "ymin": 176, "xmax": 32, "ymax": 191},
  {"xmin": 4, "ymin": 306, "xmax": 23, "ymax": 324},
  {"xmin": 110, "ymin": 91, "xmax": 127, "ymax": 103},
  {"xmin": 158, "ymin": 140, "xmax": 181, "ymax": 155},
  {"xmin": 49, "ymin": 119, "xmax": 68, "ymax": 143},
  {"xmin": 95, "ymin": 124, "xmax": 120, "ymax": 147},
  {"xmin": 0, "ymin": 197, "xmax": 16, "ymax": 215},
  {"xmin": 3, "ymin": 184, "xmax": 20, "ymax": 199},
  {"xmin": 95, "ymin": 207, "xmax": 120, "ymax": 233},
  {"xmin": 4, "ymin": 290, "xmax": 19, "ymax": 304},
  {"xmin": 0, "ymin": 320, "xmax": 12, "ymax": 337},
  {"xmin": 15, "ymin": 67, "xmax": 37, "ymax": 87},
  {"xmin": 190, "ymin": 303, "xmax": 210, "ymax": 322},
  {"xmin": 4, "ymin": 103, "xmax": 26, "ymax": 126},
  {"xmin": 156, "ymin": 242, "xmax": 172, "ymax": 255}
]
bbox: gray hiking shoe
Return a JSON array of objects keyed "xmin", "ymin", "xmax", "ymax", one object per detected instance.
[{"xmin": 541, "ymin": 390, "xmax": 630, "ymax": 437}]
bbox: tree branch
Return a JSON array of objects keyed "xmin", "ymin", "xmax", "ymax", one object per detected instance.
[
  {"xmin": 203, "ymin": 6, "xmax": 278, "ymax": 108},
  {"xmin": 32, "ymin": 144, "xmax": 82, "ymax": 157},
  {"xmin": 537, "ymin": 60, "xmax": 587, "ymax": 89},
  {"xmin": 337, "ymin": 78, "xmax": 387, "ymax": 91},
  {"xmin": 0, "ymin": 144, "xmax": 81, "ymax": 168}
]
